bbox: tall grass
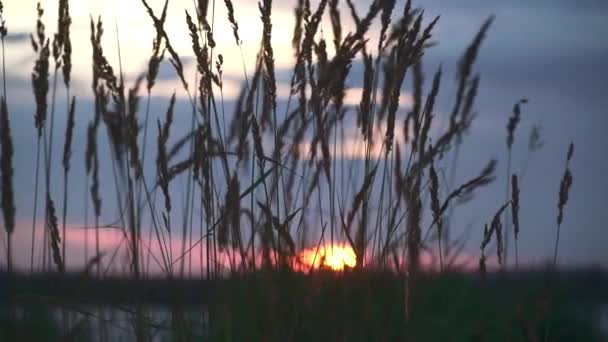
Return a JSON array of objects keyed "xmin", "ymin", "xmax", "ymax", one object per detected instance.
[
  {"xmin": 0, "ymin": 0, "xmax": 15, "ymax": 274},
  {"xmin": 0, "ymin": 0, "xmax": 587, "ymax": 340},
  {"xmin": 29, "ymin": 3, "xmax": 50, "ymax": 271},
  {"xmin": 504, "ymin": 98, "xmax": 526, "ymax": 267},
  {"xmin": 554, "ymin": 142, "xmax": 574, "ymax": 266}
]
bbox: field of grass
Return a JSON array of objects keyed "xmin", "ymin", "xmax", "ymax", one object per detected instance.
[{"xmin": 0, "ymin": 0, "xmax": 601, "ymax": 340}]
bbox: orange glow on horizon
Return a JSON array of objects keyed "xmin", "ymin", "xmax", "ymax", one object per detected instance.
[{"xmin": 299, "ymin": 244, "xmax": 357, "ymax": 271}]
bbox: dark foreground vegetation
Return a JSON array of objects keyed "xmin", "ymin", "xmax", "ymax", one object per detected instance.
[{"xmin": 2, "ymin": 269, "xmax": 607, "ymax": 341}]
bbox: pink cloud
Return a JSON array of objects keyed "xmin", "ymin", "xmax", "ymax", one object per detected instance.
[{"xmin": 0, "ymin": 219, "xmax": 538, "ymax": 277}]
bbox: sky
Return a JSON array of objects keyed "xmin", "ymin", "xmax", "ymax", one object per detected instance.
[{"xmin": 0, "ymin": 0, "xmax": 606, "ymax": 273}]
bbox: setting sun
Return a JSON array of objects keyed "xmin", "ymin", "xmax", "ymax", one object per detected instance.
[{"xmin": 299, "ymin": 245, "xmax": 357, "ymax": 271}]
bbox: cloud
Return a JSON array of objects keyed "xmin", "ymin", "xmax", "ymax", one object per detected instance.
[
  {"xmin": 3, "ymin": 219, "xmax": 235, "ymax": 276},
  {"xmin": 1, "ymin": 218, "xmax": 500, "ymax": 275},
  {"xmin": 4, "ymin": 31, "xmax": 30, "ymax": 44}
]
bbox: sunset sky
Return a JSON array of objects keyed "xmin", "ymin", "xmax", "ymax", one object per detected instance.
[{"xmin": 0, "ymin": 0, "xmax": 607, "ymax": 272}]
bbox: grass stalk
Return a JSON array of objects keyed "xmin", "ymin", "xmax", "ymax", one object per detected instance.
[{"xmin": 554, "ymin": 143, "xmax": 574, "ymax": 266}]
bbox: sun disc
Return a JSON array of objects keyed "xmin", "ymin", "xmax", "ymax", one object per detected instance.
[{"xmin": 299, "ymin": 244, "xmax": 357, "ymax": 271}]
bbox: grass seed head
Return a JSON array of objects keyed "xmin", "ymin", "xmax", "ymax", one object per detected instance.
[
  {"xmin": 511, "ymin": 174, "xmax": 520, "ymax": 240},
  {"xmin": 0, "ymin": 97, "xmax": 15, "ymax": 237}
]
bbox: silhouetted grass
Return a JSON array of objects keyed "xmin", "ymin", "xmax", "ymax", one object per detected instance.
[{"xmin": 0, "ymin": 0, "xmax": 595, "ymax": 341}]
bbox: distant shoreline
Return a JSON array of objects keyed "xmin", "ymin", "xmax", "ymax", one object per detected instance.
[{"xmin": 2, "ymin": 268, "xmax": 607, "ymax": 307}]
